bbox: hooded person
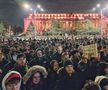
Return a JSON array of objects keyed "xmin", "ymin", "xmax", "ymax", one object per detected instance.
[
  {"xmin": 95, "ymin": 76, "xmax": 108, "ymax": 90},
  {"xmin": 2, "ymin": 71, "xmax": 22, "ymax": 90},
  {"xmin": 23, "ymin": 65, "xmax": 48, "ymax": 90},
  {"xmin": 82, "ymin": 80, "xmax": 101, "ymax": 90},
  {"xmin": 55, "ymin": 60, "xmax": 79, "ymax": 90}
]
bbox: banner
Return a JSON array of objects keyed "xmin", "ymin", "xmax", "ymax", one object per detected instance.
[{"xmin": 82, "ymin": 44, "xmax": 98, "ymax": 58}]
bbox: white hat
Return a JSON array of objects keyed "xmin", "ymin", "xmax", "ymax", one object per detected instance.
[{"xmin": 2, "ymin": 71, "xmax": 22, "ymax": 90}]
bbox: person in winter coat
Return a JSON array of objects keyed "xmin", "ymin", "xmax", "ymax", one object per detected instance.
[
  {"xmin": 51, "ymin": 46, "xmax": 63, "ymax": 63},
  {"xmin": 48, "ymin": 60, "xmax": 60, "ymax": 90},
  {"xmin": 98, "ymin": 62, "xmax": 108, "ymax": 77},
  {"xmin": 77, "ymin": 57, "xmax": 88, "ymax": 90},
  {"xmin": 55, "ymin": 60, "xmax": 79, "ymax": 90},
  {"xmin": 71, "ymin": 50, "xmax": 82, "ymax": 71},
  {"xmin": 29, "ymin": 49, "xmax": 50, "ymax": 70},
  {"xmin": 23, "ymin": 65, "xmax": 48, "ymax": 90},
  {"xmin": 86, "ymin": 57, "xmax": 99, "ymax": 80},
  {"xmin": 12, "ymin": 54, "xmax": 29, "ymax": 77},
  {"xmin": 95, "ymin": 76, "xmax": 108, "ymax": 90},
  {"xmin": 2, "ymin": 71, "xmax": 22, "ymax": 90},
  {"xmin": 3, "ymin": 54, "xmax": 29, "ymax": 77},
  {"xmin": 59, "ymin": 52, "xmax": 70, "ymax": 67},
  {"xmin": 0, "ymin": 51, "xmax": 9, "ymax": 83},
  {"xmin": 82, "ymin": 80, "xmax": 101, "ymax": 90}
]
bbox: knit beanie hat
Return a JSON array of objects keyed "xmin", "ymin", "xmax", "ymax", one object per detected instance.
[{"xmin": 63, "ymin": 60, "xmax": 74, "ymax": 68}]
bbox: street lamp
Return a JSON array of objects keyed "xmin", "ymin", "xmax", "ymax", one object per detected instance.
[
  {"xmin": 40, "ymin": 8, "xmax": 44, "ymax": 12},
  {"xmin": 33, "ymin": 10, "xmax": 37, "ymax": 39},
  {"xmin": 37, "ymin": 4, "xmax": 41, "ymax": 9},
  {"xmin": 30, "ymin": 8, "xmax": 33, "ymax": 11},
  {"xmin": 92, "ymin": 8, "xmax": 96, "ymax": 11},
  {"xmin": 100, "ymin": 10, "xmax": 103, "ymax": 35},
  {"xmin": 92, "ymin": 3, "xmax": 107, "ymax": 35},
  {"xmin": 24, "ymin": 3, "xmax": 44, "ymax": 38},
  {"xmin": 100, "ymin": 8, "xmax": 106, "ymax": 35},
  {"xmin": 97, "ymin": 3, "xmax": 101, "ymax": 8},
  {"xmin": 102, "ymin": 8, "xmax": 106, "ymax": 11},
  {"xmin": 23, "ymin": 3, "xmax": 30, "ymax": 9}
]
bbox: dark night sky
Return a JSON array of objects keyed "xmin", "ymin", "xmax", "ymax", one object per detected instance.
[{"xmin": 0, "ymin": 0, "xmax": 107, "ymax": 26}]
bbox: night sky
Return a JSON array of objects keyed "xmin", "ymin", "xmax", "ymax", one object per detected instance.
[{"xmin": 0, "ymin": 0, "xmax": 107, "ymax": 26}]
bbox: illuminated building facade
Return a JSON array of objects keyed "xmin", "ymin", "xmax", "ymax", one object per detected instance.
[{"xmin": 24, "ymin": 13, "xmax": 108, "ymax": 35}]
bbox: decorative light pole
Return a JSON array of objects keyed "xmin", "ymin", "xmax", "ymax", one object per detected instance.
[
  {"xmin": 100, "ymin": 10, "xmax": 103, "ymax": 35},
  {"xmin": 23, "ymin": 3, "xmax": 44, "ymax": 38},
  {"xmin": 33, "ymin": 9, "xmax": 37, "ymax": 39},
  {"xmin": 92, "ymin": 3, "xmax": 106, "ymax": 36}
]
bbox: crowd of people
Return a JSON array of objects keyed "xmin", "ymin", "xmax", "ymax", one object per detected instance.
[{"xmin": 0, "ymin": 36, "xmax": 108, "ymax": 90}]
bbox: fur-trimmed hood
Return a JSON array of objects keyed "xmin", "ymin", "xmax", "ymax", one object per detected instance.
[
  {"xmin": 95, "ymin": 76, "xmax": 108, "ymax": 85},
  {"xmin": 2, "ymin": 71, "xmax": 22, "ymax": 90},
  {"xmin": 23, "ymin": 65, "xmax": 48, "ymax": 84}
]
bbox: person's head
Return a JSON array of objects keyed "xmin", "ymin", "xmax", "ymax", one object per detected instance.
[
  {"xmin": 50, "ymin": 60, "xmax": 59, "ymax": 71},
  {"xmin": 104, "ymin": 64, "xmax": 108, "ymax": 75},
  {"xmin": 16, "ymin": 54, "xmax": 26, "ymax": 66},
  {"xmin": 82, "ymin": 57, "xmax": 88, "ymax": 63},
  {"xmin": 72, "ymin": 50, "xmax": 80, "ymax": 57},
  {"xmin": 99, "ymin": 78, "xmax": 108, "ymax": 90},
  {"xmin": 36, "ymin": 49, "xmax": 43, "ymax": 58},
  {"xmin": 90, "ymin": 57, "xmax": 97, "ymax": 62},
  {"xmin": 82, "ymin": 80, "xmax": 100, "ymax": 90},
  {"xmin": 5, "ymin": 78, "xmax": 20, "ymax": 90},
  {"xmin": 98, "ymin": 62, "xmax": 108, "ymax": 75},
  {"xmin": 23, "ymin": 65, "xmax": 48, "ymax": 85},
  {"xmin": 57, "ymin": 46, "xmax": 63, "ymax": 54},
  {"xmin": 2, "ymin": 71, "xmax": 22, "ymax": 90},
  {"xmin": 64, "ymin": 60, "xmax": 74, "ymax": 75},
  {"xmin": 32, "ymin": 71, "xmax": 43, "ymax": 84},
  {"xmin": 103, "ymin": 86, "xmax": 108, "ymax": 90},
  {"xmin": 100, "ymin": 51, "xmax": 105, "ymax": 57},
  {"xmin": 61, "ymin": 52, "xmax": 70, "ymax": 61}
]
